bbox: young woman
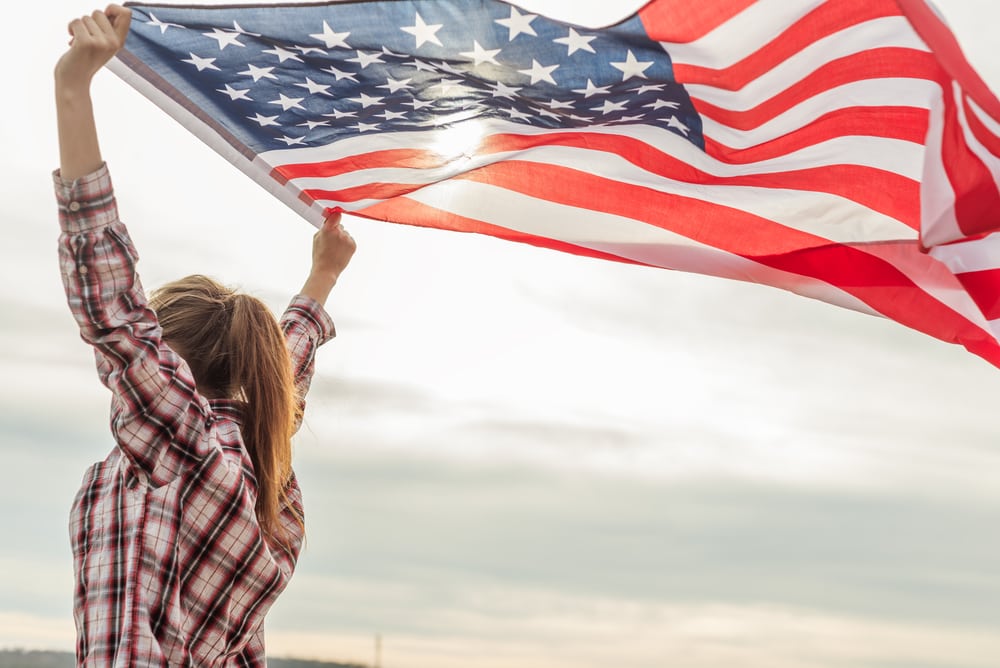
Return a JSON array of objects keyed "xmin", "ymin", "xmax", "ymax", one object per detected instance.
[{"xmin": 54, "ymin": 5, "xmax": 356, "ymax": 664}]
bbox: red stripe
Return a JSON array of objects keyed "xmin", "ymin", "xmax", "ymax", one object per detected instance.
[
  {"xmin": 299, "ymin": 130, "xmax": 919, "ymax": 228},
  {"xmin": 275, "ymin": 148, "xmax": 439, "ymax": 181},
  {"xmin": 690, "ymin": 49, "xmax": 942, "ymax": 131},
  {"xmin": 939, "ymin": 84, "xmax": 1000, "ymax": 239},
  {"xmin": 670, "ymin": 0, "xmax": 902, "ymax": 88},
  {"xmin": 306, "ymin": 181, "xmax": 426, "ymax": 202},
  {"xmin": 703, "ymin": 106, "xmax": 928, "ymax": 164},
  {"xmin": 897, "ymin": 0, "xmax": 1000, "ymax": 120},
  {"xmin": 355, "ymin": 197, "xmax": 649, "ymax": 267},
  {"xmin": 954, "ymin": 269, "xmax": 1000, "ymax": 321},
  {"xmin": 962, "ymin": 95, "xmax": 1000, "ymax": 157},
  {"xmin": 637, "ymin": 0, "xmax": 756, "ymax": 43}
]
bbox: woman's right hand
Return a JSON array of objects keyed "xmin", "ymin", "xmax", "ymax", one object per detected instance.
[
  {"xmin": 300, "ymin": 212, "xmax": 357, "ymax": 306},
  {"xmin": 55, "ymin": 4, "xmax": 131, "ymax": 92}
]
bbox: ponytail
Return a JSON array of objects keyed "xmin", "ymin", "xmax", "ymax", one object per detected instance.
[
  {"xmin": 226, "ymin": 292, "xmax": 301, "ymax": 549},
  {"xmin": 150, "ymin": 275, "xmax": 302, "ymax": 551}
]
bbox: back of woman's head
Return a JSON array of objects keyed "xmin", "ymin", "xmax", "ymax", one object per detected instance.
[{"xmin": 149, "ymin": 275, "xmax": 300, "ymax": 550}]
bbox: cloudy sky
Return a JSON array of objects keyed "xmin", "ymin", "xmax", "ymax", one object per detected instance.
[{"xmin": 2, "ymin": 1, "xmax": 999, "ymax": 667}]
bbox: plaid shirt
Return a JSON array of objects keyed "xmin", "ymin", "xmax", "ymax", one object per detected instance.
[{"xmin": 55, "ymin": 164, "xmax": 335, "ymax": 667}]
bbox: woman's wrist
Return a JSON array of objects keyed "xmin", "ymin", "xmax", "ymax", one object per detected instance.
[{"xmin": 299, "ymin": 270, "xmax": 339, "ymax": 307}]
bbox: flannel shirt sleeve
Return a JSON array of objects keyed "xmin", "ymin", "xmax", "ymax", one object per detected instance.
[
  {"xmin": 55, "ymin": 164, "xmax": 211, "ymax": 487},
  {"xmin": 280, "ymin": 295, "xmax": 335, "ymax": 432}
]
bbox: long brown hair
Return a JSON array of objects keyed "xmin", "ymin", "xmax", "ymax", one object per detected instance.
[{"xmin": 149, "ymin": 275, "xmax": 301, "ymax": 550}]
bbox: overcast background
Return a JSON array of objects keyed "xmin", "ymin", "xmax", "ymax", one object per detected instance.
[{"xmin": 2, "ymin": 1, "xmax": 999, "ymax": 667}]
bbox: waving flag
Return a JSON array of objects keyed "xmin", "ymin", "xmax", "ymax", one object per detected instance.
[{"xmin": 109, "ymin": 0, "xmax": 1000, "ymax": 366}]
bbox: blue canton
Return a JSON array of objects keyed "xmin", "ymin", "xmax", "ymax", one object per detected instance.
[{"xmin": 126, "ymin": 0, "xmax": 704, "ymax": 153}]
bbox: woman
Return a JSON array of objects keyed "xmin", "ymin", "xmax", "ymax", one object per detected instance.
[{"xmin": 54, "ymin": 5, "xmax": 356, "ymax": 665}]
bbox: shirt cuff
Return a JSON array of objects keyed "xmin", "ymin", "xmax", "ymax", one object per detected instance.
[
  {"xmin": 53, "ymin": 163, "xmax": 119, "ymax": 233},
  {"xmin": 286, "ymin": 294, "xmax": 337, "ymax": 344}
]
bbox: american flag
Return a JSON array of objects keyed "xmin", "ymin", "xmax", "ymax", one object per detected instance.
[{"xmin": 110, "ymin": 0, "xmax": 1000, "ymax": 366}]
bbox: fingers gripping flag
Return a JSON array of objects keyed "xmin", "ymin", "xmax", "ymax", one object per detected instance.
[{"xmin": 109, "ymin": 0, "xmax": 1000, "ymax": 367}]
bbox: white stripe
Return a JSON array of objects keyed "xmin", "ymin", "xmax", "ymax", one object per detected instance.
[
  {"xmin": 662, "ymin": 0, "xmax": 825, "ymax": 70},
  {"xmin": 396, "ymin": 178, "xmax": 882, "ymax": 316},
  {"xmin": 919, "ymin": 85, "xmax": 963, "ymax": 248},
  {"xmin": 967, "ymin": 97, "xmax": 1000, "ymax": 139},
  {"xmin": 956, "ymin": 86, "xmax": 1000, "ymax": 199},
  {"xmin": 287, "ymin": 133, "xmax": 922, "ymax": 189},
  {"xmin": 699, "ymin": 78, "xmax": 939, "ymax": 148},
  {"xmin": 930, "ymin": 232, "xmax": 1000, "ymax": 274},
  {"xmin": 261, "ymin": 116, "xmax": 925, "ymax": 179},
  {"xmin": 264, "ymin": 115, "xmax": 924, "ymax": 188},
  {"xmin": 304, "ymin": 142, "xmax": 917, "ymax": 242},
  {"xmin": 684, "ymin": 17, "xmax": 929, "ymax": 110}
]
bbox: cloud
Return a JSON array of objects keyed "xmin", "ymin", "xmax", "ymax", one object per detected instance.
[{"xmin": 285, "ymin": 451, "xmax": 1000, "ymax": 632}]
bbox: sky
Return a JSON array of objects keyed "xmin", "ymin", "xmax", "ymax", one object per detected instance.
[{"xmin": 1, "ymin": 1, "xmax": 999, "ymax": 667}]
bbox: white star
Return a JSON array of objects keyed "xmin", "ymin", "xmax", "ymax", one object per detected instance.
[
  {"xmin": 553, "ymin": 28, "xmax": 596, "ymax": 55},
  {"xmin": 298, "ymin": 119, "xmax": 330, "ymax": 130},
  {"xmin": 378, "ymin": 109, "xmax": 408, "ymax": 121},
  {"xmin": 536, "ymin": 107, "xmax": 560, "ymax": 120},
  {"xmin": 269, "ymin": 94, "xmax": 306, "ymax": 111},
  {"xmin": 378, "ymin": 77, "xmax": 413, "ymax": 93},
  {"xmin": 239, "ymin": 64, "xmax": 277, "ymax": 82},
  {"xmin": 518, "ymin": 59, "xmax": 559, "ymax": 85},
  {"xmin": 569, "ymin": 113, "xmax": 593, "ymax": 123},
  {"xmin": 571, "ymin": 79, "xmax": 610, "ymax": 98},
  {"xmin": 310, "ymin": 21, "xmax": 351, "ymax": 49},
  {"xmin": 459, "ymin": 41, "xmax": 501, "ymax": 67},
  {"xmin": 502, "ymin": 107, "xmax": 533, "ymax": 121},
  {"xmin": 617, "ymin": 114, "xmax": 646, "ymax": 122},
  {"xmin": 146, "ymin": 13, "xmax": 181, "ymax": 34},
  {"xmin": 216, "ymin": 84, "xmax": 252, "ymax": 101},
  {"xmin": 434, "ymin": 60, "xmax": 465, "ymax": 75},
  {"xmin": 405, "ymin": 58, "xmax": 437, "ymax": 72},
  {"xmin": 610, "ymin": 50, "xmax": 654, "ymax": 81},
  {"xmin": 322, "ymin": 109, "xmax": 357, "ymax": 119},
  {"xmin": 276, "ymin": 135, "xmax": 306, "ymax": 146},
  {"xmin": 495, "ymin": 7, "xmax": 537, "ymax": 41},
  {"xmin": 632, "ymin": 83, "xmax": 665, "ymax": 95},
  {"xmin": 322, "ymin": 65, "xmax": 358, "ymax": 82},
  {"xmin": 383, "ymin": 46, "xmax": 408, "ymax": 58},
  {"xmin": 401, "ymin": 12, "xmax": 444, "ymax": 48},
  {"xmin": 353, "ymin": 121, "xmax": 381, "ymax": 132},
  {"xmin": 348, "ymin": 93, "xmax": 385, "ymax": 108},
  {"xmin": 591, "ymin": 99, "xmax": 627, "ymax": 114},
  {"xmin": 295, "ymin": 78, "xmax": 332, "ymax": 96},
  {"xmin": 247, "ymin": 113, "xmax": 280, "ymax": 127},
  {"xmin": 429, "ymin": 78, "xmax": 468, "ymax": 96},
  {"xmin": 202, "ymin": 28, "xmax": 244, "ymax": 50},
  {"xmin": 546, "ymin": 99, "xmax": 574, "ymax": 110},
  {"xmin": 403, "ymin": 97, "xmax": 435, "ymax": 110},
  {"xmin": 262, "ymin": 46, "xmax": 303, "ymax": 63},
  {"xmin": 665, "ymin": 115, "xmax": 690, "ymax": 135},
  {"xmin": 643, "ymin": 98, "xmax": 680, "ymax": 110},
  {"xmin": 181, "ymin": 53, "xmax": 219, "ymax": 71},
  {"xmin": 489, "ymin": 81, "xmax": 522, "ymax": 99},
  {"xmin": 347, "ymin": 50, "xmax": 385, "ymax": 68},
  {"xmin": 231, "ymin": 21, "xmax": 260, "ymax": 37}
]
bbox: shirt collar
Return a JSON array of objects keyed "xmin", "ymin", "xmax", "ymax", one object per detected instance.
[{"xmin": 208, "ymin": 398, "xmax": 245, "ymax": 425}]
